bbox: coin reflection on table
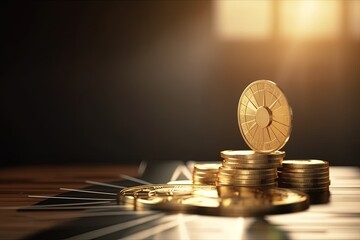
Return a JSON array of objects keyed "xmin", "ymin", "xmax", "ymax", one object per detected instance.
[{"xmin": 118, "ymin": 183, "xmax": 309, "ymax": 217}]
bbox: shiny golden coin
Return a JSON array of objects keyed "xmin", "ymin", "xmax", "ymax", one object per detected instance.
[
  {"xmin": 238, "ymin": 80, "xmax": 292, "ymax": 153},
  {"xmin": 279, "ymin": 181, "xmax": 330, "ymax": 188},
  {"xmin": 193, "ymin": 172, "xmax": 217, "ymax": 178},
  {"xmin": 278, "ymin": 176, "xmax": 330, "ymax": 183},
  {"xmin": 278, "ymin": 171, "xmax": 329, "ymax": 178},
  {"xmin": 194, "ymin": 163, "xmax": 221, "ymax": 172},
  {"xmin": 219, "ymin": 167, "xmax": 277, "ymax": 175},
  {"xmin": 218, "ymin": 172, "xmax": 277, "ymax": 180},
  {"xmin": 222, "ymin": 161, "xmax": 281, "ymax": 169},
  {"xmin": 167, "ymin": 180, "xmax": 192, "ymax": 184},
  {"xmin": 217, "ymin": 181, "xmax": 278, "ymax": 188},
  {"xmin": 224, "ymin": 157, "xmax": 282, "ymax": 165},
  {"xmin": 221, "ymin": 150, "xmax": 285, "ymax": 160},
  {"xmin": 278, "ymin": 167, "xmax": 329, "ymax": 173},
  {"xmin": 218, "ymin": 178, "xmax": 277, "ymax": 185},
  {"xmin": 118, "ymin": 184, "xmax": 308, "ymax": 217},
  {"xmin": 282, "ymin": 160, "xmax": 329, "ymax": 168}
]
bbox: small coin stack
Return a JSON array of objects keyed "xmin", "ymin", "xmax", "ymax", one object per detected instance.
[
  {"xmin": 278, "ymin": 160, "xmax": 330, "ymax": 193},
  {"xmin": 192, "ymin": 163, "xmax": 221, "ymax": 185},
  {"xmin": 216, "ymin": 150, "xmax": 284, "ymax": 188}
]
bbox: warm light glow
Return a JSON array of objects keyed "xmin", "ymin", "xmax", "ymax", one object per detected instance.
[
  {"xmin": 279, "ymin": 1, "xmax": 341, "ymax": 40},
  {"xmin": 213, "ymin": 0, "xmax": 272, "ymax": 40},
  {"xmin": 349, "ymin": 0, "xmax": 360, "ymax": 39}
]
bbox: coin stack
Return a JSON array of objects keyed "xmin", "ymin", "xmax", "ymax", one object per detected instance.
[
  {"xmin": 192, "ymin": 163, "xmax": 221, "ymax": 185},
  {"xmin": 278, "ymin": 160, "xmax": 330, "ymax": 193},
  {"xmin": 216, "ymin": 150, "xmax": 284, "ymax": 188}
]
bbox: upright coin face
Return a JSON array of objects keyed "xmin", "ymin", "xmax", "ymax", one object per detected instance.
[{"xmin": 238, "ymin": 80, "xmax": 292, "ymax": 153}]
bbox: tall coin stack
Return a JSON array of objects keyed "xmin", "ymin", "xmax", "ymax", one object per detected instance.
[
  {"xmin": 278, "ymin": 160, "xmax": 330, "ymax": 193},
  {"xmin": 192, "ymin": 163, "xmax": 221, "ymax": 185},
  {"xmin": 217, "ymin": 150, "xmax": 284, "ymax": 188}
]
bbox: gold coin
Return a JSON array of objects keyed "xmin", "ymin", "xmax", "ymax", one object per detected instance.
[
  {"xmin": 278, "ymin": 167, "xmax": 329, "ymax": 173},
  {"xmin": 218, "ymin": 178, "xmax": 277, "ymax": 185},
  {"xmin": 221, "ymin": 150, "xmax": 285, "ymax": 160},
  {"xmin": 118, "ymin": 184, "xmax": 309, "ymax": 217},
  {"xmin": 222, "ymin": 161, "xmax": 281, "ymax": 169},
  {"xmin": 281, "ymin": 160, "xmax": 329, "ymax": 168},
  {"xmin": 194, "ymin": 163, "xmax": 221, "ymax": 171},
  {"xmin": 218, "ymin": 172, "xmax": 277, "ymax": 180},
  {"xmin": 278, "ymin": 171, "xmax": 329, "ymax": 178},
  {"xmin": 219, "ymin": 167, "xmax": 277, "ymax": 175},
  {"xmin": 279, "ymin": 181, "xmax": 330, "ymax": 188},
  {"xmin": 224, "ymin": 157, "xmax": 282, "ymax": 165},
  {"xmin": 278, "ymin": 176, "xmax": 330, "ymax": 183},
  {"xmin": 237, "ymin": 80, "xmax": 292, "ymax": 153}
]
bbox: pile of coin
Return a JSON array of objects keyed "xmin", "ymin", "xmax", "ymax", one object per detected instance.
[
  {"xmin": 278, "ymin": 160, "xmax": 330, "ymax": 193},
  {"xmin": 192, "ymin": 163, "xmax": 221, "ymax": 185},
  {"xmin": 216, "ymin": 150, "xmax": 284, "ymax": 188}
]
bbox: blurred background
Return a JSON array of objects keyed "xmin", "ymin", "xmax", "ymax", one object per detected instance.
[{"xmin": 1, "ymin": 1, "xmax": 359, "ymax": 166}]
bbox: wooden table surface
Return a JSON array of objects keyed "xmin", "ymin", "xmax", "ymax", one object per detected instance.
[
  {"xmin": 1, "ymin": 165, "xmax": 359, "ymax": 240},
  {"xmin": 0, "ymin": 165, "xmax": 138, "ymax": 240}
]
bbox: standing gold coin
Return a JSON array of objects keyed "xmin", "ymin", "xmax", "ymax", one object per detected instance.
[{"xmin": 238, "ymin": 80, "xmax": 292, "ymax": 153}]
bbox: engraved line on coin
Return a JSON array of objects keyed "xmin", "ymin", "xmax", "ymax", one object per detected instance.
[
  {"xmin": 269, "ymin": 94, "xmax": 282, "ymax": 110},
  {"xmin": 248, "ymin": 86, "xmax": 260, "ymax": 108},
  {"xmin": 272, "ymin": 118, "xmax": 290, "ymax": 127},
  {"xmin": 244, "ymin": 93, "xmax": 258, "ymax": 110},
  {"xmin": 241, "ymin": 118, "xmax": 256, "ymax": 125},
  {"xmin": 270, "ymin": 123, "xmax": 287, "ymax": 138}
]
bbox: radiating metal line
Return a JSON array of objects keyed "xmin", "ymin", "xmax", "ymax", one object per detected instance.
[
  {"xmin": 28, "ymin": 195, "xmax": 114, "ymax": 201},
  {"xmin": 60, "ymin": 188, "xmax": 117, "ymax": 196},
  {"xmin": 20, "ymin": 205, "xmax": 125, "ymax": 210},
  {"xmin": 77, "ymin": 211, "xmax": 157, "ymax": 218},
  {"xmin": 119, "ymin": 174, "xmax": 152, "ymax": 185},
  {"xmin": 272, "ymin": 118, "xmax": 290, "ymax": 127},
  {"xmin": 241, "ymin": 118, "xmax": 256, "ymax": 125},
  {"xmin": 85, "ymin": 180, "xmax": 126, "ymax": 189},
  {"xmin": 249, "ymin": 86, "xmax": 260, "ymax": 108},
  {"xmin": 120, "ymin": 215, "xmax": 195, "ymax": 240},
  {"xmin": 271, "ymin": 122, "xmax": 287, "ymax": 137},
  {"xmin": 22, "ymin": 201, "xmax": 110, "ymax": 209},
  {"xmin": 64, "ymin": 213, "xmax": 165, "ymax": 240}
]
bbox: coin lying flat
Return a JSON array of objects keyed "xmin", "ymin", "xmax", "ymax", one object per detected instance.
[
  {"xmin": 237, "ymin": 80, "xmax": 292, "ymax": 153},
  {"xmin": 278, "ymin": 171, "xmax": 329, "ymax": 178},
  {"xmin": 222, "ymin": 161, "xmax": 281, "ymax": 169},
  {"xmin": 192, "ymin": 163, "xmax": 221, "ymax": 185},
  {"xmin": 118, "ymin": 184, "xmax": 309, "ymax": 217},
  {"xmin": 219, "ymin": 167, "xmax": 277, "ymax": 175},
  {"xmin": 282, "ymin": 160, "xmax": 329, "ymax": 169},
  {"xmin": 194, "ymin": 163, "xmax": 221, "ymax": 172},
  {"xmin": 221, "ymin": 150, "xmax": 285, "ymax": 160},
  {"xmin": 278, "ymin": 159, "xmax": 330, "ymax": 193}
]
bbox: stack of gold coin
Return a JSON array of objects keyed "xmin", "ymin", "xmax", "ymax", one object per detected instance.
[
  {"xmin": 192, "ymin": 163, "xmax": 221, "ymax": 185},
  {"xmin": 278, "ymin": 160, "xmax": 330, "ymax": 193},
  {"xmin": 216, "ymin": 150, "xmax": 285, "ymax": 187}
]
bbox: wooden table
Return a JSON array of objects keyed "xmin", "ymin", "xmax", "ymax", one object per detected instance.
[
  {"xmin": 1, "ymin": 164, "xmax": 359, "ymax": 240},
  {"xmin": 0, "ymin": 165, "xmax": 138, "ymax": 239}
]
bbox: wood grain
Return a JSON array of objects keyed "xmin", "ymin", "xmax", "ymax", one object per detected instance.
[{"xmin": 0, "ymin": 165, "xmax": 138, "ymax": 239}]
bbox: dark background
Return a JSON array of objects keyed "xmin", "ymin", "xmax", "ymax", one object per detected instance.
[{"xmin": 2, "ymin": 1, "xmax": 359, "ymax": 166}]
